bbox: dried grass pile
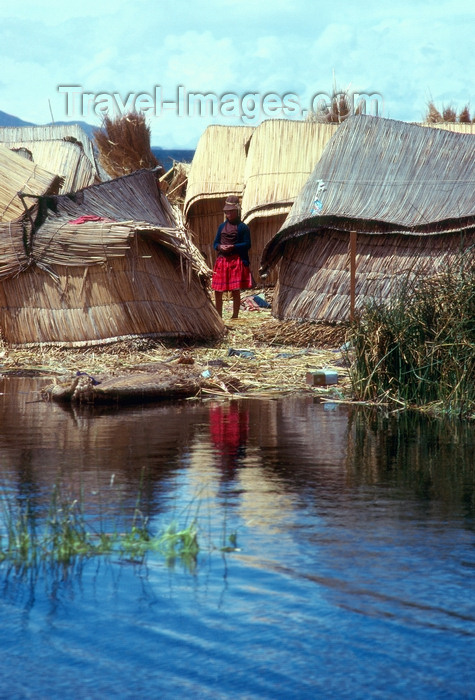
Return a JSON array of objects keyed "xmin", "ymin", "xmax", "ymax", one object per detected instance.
[
  {"xmin": 306, "ymin": 82, "xmax": 364, "ymax": 124},
  {"xmin": 254, "ymin": 320, "xmax": 348, "ymax": 348},
  {"xmin": 94, "ymin": 112, "xmax": 162, "ymax": 178}
]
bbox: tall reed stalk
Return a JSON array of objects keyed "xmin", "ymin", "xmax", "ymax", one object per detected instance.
[{"xmin": 348, "ymin": 252, "xmax": 475, "ymax": 418}]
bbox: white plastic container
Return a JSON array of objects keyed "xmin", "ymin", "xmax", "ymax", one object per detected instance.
[{"xmin": 306, "ymin": 369, "xmax": 339, "ymax": 387}]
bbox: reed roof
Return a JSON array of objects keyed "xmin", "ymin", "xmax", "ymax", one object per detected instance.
[
  {"xmin": 31, "ymin": 169, "xmax": 210, "ymax": 278},
  {"xmin": 0, "ymin": 123, "xmax": 102, "ymax": 176},
  {"xmin": 241, "ymin": 119, "xmax": 338, "ymax": 224},
  {"xmin": 0, "ymin": 169, "xmax": 210, "ymax": 282},
  {"xmin": 39, "ymin": 168, "xmax": 176, "ymax": 228},
  {"xmin": 30, "ymin": 217, "xmax": 210, "ymax": 281},
  {"xmin": 183, "ymin": 124, "xmax": 254, "ymax": 217},
  {"xmin": 261, "ymin": 115, "xmax": 475, "ymax": 273},
  {"xmin": 0, "ymin": 144, "xmax": 62, "ymax": 222},
  {"xmin": 5, "ymin": 139, "xmax": 98, "ymax": 193}
]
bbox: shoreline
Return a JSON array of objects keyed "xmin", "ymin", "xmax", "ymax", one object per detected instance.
[{"xmin": 0, "ymin": 307, "xmax": 353, "ymax": 403}]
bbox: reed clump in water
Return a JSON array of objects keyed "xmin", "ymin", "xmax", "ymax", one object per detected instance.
[
  {"xmin": 0, "ymin": 483, "xmax": 199, "ymax": 571},
  {"xmin": 349, "ymin": 254, "xmax": 475, "ymax": 418}
]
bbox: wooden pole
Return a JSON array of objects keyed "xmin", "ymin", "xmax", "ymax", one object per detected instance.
[{"xmin": 349, "ymin": 230, "xmax": 357, "ymax": 321}]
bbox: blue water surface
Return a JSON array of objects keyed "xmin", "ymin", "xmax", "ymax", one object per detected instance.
[{"xmin": 1, "ymin": 379, "xmax": 474, "ymax": 699}]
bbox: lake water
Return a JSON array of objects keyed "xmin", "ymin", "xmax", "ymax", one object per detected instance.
[{"xmin": 1, "ymin": 377, "xmax": 474, "ymax": 699}]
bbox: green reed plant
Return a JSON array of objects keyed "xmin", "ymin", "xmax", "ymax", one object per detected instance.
[
  {"xmin": 0, "ymin": 482, "xmax": 201, "ymax": 571},
  {"xmin": 348, "ymin": 252, "xmax": 475, "ymax": 418}
]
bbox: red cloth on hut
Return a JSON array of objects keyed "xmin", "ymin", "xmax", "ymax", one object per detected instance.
[{"xmin": 69, "ymin": 215, "xmax": 116, "ymax": 224}]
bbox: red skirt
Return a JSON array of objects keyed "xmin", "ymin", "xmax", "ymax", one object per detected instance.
[{"xmin": 211, "ymin": 255, "xmax": 253, "ymax": 292}]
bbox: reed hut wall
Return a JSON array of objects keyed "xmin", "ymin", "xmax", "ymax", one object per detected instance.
[
  {"xmin": 418, "ymin": 122, "xmax": 475, "ymax": 135},
  {"xmin": 261, "ymin": 115, "xmax": 475, "ymax": 322},
  {"xmin": 272, "ymin": 229, "xmax": 474, "ymax": 322},
  {"xmin": 245, "ymin": 213, "xmax": 285, "ymax": 285},
  {"xmin": 240, "ymin": 119, "xmax": 337, "ymax": 284},
  {"xmin": 0, "ymin": 144, "xmax": 62, "ymax": 222},
  {"xmin": 0, "ymin": 233, "xmax": 223, "ymax": 346},
  {"xmin": 0, "ymin": 220, "xmax": 29, "ymax": 279},
  {"xmin": 184, "ymin": 125, "xmax": 254, "ymax": 268}
]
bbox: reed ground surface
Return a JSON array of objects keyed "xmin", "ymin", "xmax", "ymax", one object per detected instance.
[{"xmin": 0, "ymin": 296, "xmax": 352, "ymax": 402}]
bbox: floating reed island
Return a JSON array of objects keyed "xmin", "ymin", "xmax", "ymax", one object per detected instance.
[
  {"xmin": 2, "ymin": 302, "xmax": 351, "ymax": 404},
  {"xmin": 1, "ymin": 114, "xmax": 474, "ymax": 416}
]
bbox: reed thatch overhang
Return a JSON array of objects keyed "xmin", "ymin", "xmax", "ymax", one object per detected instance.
[
  {"xmin": 240, "ymin": 119, "xmax": 338, "ymax": 283},
  {"xmin": 0, "ymin": 123, "xmax": 107, "ymax": 182},
  {"xmin": 183, "ymin": 125, "xmax": 254, "ymax": 267},
  {"xmin": 5, "ymin": 139, "xmax": 98, "ymax": 194},
  {"xmin": 260, "ymin": 115, "xmax": 475, "ymax": 322},
  {"xmin": 0, "ymin": 143, "xmax": 62, "ymax": 223},
  {"xmin": 35, "ymin": 167, "xmax": 178, "ymax": 229},
  {"xmin": 0, "ymin": 169, "xmax": 224, "ymax": 346}
]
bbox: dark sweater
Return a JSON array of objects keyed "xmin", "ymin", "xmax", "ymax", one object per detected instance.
[{"xmin": 213, "ymin": 221, "xmax": 251, "ymax": 266}]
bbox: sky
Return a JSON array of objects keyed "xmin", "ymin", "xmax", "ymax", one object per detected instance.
[{"xmin": 1, "ymin": 0, "xmax": 474, "ymax": 148}]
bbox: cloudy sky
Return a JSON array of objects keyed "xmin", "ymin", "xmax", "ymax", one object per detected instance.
[{"xmin": 1, "ymin": 0, "xmax": 474, "ymax": 147}]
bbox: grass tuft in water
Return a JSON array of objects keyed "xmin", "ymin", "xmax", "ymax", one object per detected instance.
[{"xmin": 0, "ymin": 484, "xmax": 200, "ymax": 571}]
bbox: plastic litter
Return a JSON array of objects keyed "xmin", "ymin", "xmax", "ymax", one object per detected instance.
[
  {"xmin": 306, "ymin": 369, "xmax": 339, "ymax": 386},
  {"xmin": 227, "ymin": 348, "xmax": 256, "ymax": 359}
]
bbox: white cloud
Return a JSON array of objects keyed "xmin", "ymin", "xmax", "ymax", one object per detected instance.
[
  {"xmin": 1, "ymin": 1, "xmax": 475, "ymax": 146},
  {"xmin": 162, "ymin": 31, "xmax": 238, "ymax": 89}
]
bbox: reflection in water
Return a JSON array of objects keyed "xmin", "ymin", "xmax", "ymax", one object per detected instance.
[
  {"xmin": 209, "ymin": 401, "xmax": 249, "ymax": 471},
  {"xmin": 347, "ymin": 407, "xmax": 475, "ymax": 518}
]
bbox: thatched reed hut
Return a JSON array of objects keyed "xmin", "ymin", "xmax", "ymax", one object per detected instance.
[
  {"xmin": 260, "ymin": 115, "xmax": 475, "ymax": 323},
  {"xmin": 241, "ymin": 119, "xmax": 337, "ymax": 284},
  {"xmin": 0, "ymin": 123, "xmax": 107, "ymax": 191},
  {"xmin": 0, "ymin": 169, "xmax": 224, "ymax": 346},
  {"xmin": 183, "ymin": 125, "xmax": 254, "ymax": 267}
]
